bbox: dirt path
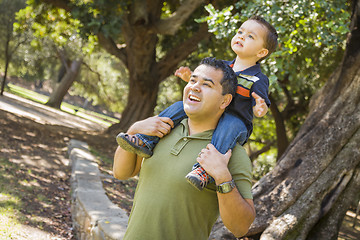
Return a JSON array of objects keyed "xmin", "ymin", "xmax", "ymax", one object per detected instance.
[
  {"xmin": 0, "ymin": 93, "xmax": 117, "ymax": 239},
  {"xmin": 0, "ymin": 92, "xmax": 105, "ymax": 131}
]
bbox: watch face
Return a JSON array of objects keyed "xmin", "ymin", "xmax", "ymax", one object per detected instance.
[{"xmin": 217, "ymin": 180, "xmax": 235, "ymax": 193}]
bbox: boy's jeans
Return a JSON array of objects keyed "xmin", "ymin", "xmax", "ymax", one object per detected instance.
[{"xmin": 136, "ymin": 101, "xmax": 248, "ymax": 154}]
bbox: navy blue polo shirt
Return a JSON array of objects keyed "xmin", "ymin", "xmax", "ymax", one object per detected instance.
[{"xmin": 223, "ymin": 59, "xmax": 271, "ymax": 139}]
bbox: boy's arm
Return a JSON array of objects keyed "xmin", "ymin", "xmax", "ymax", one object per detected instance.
[
  {"xmin": 174, "ymin": 66, "xmax": 192, "ymax": 82},
  {"xmin": 252, "ymin": 92, "xmax": 268, "ymax": 117},
  {"xmin": 113, "ymin": 116, "xmax": 174, "ymax": 180}
]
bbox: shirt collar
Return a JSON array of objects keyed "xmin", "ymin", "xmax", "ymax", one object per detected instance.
[
  {"xmin": 227, "ymin": 59, "xmax": 262, "ymax": 76},
  {"xmin": 179, "ymin": 119, "xmax": 213, "ymax": 140}
]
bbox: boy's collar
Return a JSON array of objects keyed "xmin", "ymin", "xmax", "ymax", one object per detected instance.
[{"xmin": 227, "ymin": 59, "xmax": 262, "ymax": 76}]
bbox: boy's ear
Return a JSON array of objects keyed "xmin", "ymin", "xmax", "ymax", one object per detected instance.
[
  {"xmin": 220, "ymin": 94, "xmax": 233, "ymax": 109},
  {"xmin": 257, "ymin": 48, "xmax": 269, "ymax": 59}
]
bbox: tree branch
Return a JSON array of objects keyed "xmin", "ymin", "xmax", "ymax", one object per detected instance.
[
  {"xmin": 157, "ymin": 23, "xmax": 211, "ymax": 80},
  {"xmin": 249, "ymin": 140, "xmax": 275, "ymax": 160},
  {"xmin": 40, "ymin": 0, "xmax": 128, "ymax": 66},
  {"xmin": 153, "ymin": 0, "xmax": 205, "ymax": 35},
  {"xmin": 97, "ymin": 33, "xmax": 127, "ymax": 65},
  {"xmin": 39, "ymin": 0, "xmax": 72, "ymax": 11}
]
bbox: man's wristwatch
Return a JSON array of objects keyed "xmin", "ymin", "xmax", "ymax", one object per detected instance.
[{"xmin": 216, "ymin": 179, "xmax": 236, "ymax": 193}]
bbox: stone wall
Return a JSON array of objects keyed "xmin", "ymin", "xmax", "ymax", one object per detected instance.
[{"xmin": 68, "ymin": 139, "xmax": 128, "ymax": 240}]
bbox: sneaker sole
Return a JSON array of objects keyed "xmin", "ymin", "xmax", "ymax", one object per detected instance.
[
  {"xmin": 116, "ymin": 134, "xmax": 152, "ymax": 158},
  {"xmin": 185, "ymin": 175, "xmax": 204, "ymax": 191}
]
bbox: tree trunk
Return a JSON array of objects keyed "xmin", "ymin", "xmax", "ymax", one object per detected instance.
[
  {"xmin": 0, "ymin": 60, "xmax": 9, "ymax": 96},
  {"xmin": 107, "ymin": 75, "xmax": 160, "ymax": 133},
  {"xmin": 0, "ymin": 34, "xmax": 11, "ymax": 96},
  {"xmin": 269, "ymin": 95, "xmax": 289, "ymax": 160},
  {"xmin": 46, "ymin": 59, "xmax": 82, "ymax": 109},
  {"xmin": 211, "ymin": 1, "xmax": 360, "ymax": 239}
]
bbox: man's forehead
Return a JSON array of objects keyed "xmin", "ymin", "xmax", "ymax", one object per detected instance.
[{"xmin": 193, "ymin": 64, "xmax": 223, "ymax": 80}]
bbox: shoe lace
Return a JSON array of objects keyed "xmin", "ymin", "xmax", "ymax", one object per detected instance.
[{"xmin": 193, "ymin": 167, "xmax": 209, "ymax": 184}]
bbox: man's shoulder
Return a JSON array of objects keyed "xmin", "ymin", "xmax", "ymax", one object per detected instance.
[{"xmin": 231, "ymin": 144, "xmax": 251, "ymax": 162}]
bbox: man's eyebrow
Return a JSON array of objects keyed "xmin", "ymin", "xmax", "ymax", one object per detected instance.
[
  {"xmin": 191, "ymin": 74, "xmax": 215, "ymax": 85},
  {"xmin": 204, "ymin": 78, "xmax": 214, "ymax": 85}
]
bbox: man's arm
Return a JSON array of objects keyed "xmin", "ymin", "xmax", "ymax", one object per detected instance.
[
  {"xmin": 113, "ymin": 116, "xmax": 174, "ymax": 180},
  {"xmin": 197, "ymin": 144, "xmax": 255, "ymax": 237}
]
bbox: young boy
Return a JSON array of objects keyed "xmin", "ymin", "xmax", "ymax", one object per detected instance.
[{"xmin": 117, "ymin": 16, "xmax": 278, "ymax": 190}]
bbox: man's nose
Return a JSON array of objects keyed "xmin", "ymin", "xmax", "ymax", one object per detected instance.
[{"xmin": 191, "ymin": 82, "xmax": 201, "ymax": 92}]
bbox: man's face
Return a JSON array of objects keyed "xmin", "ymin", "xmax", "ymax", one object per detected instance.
[
  {"xmin": 231, "ymin": 20, "xmax": 268, "ymax": 60},
  {"xmin": 183, "ymin": 64, "xmax": 228, "ymax": 121}
]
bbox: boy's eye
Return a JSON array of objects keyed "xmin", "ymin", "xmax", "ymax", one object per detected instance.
[{"xmin": 249, "ymin": 34, "xmax": 254, "ymax": 39}]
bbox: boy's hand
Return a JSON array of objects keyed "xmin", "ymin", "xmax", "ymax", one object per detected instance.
[
  {"xmin": 252, "ymin": 92, "xmax": 268, "ymax": 117},
  {"xmin": 174, "ymin": 66, "xmax": 192, "ymax": 82}
]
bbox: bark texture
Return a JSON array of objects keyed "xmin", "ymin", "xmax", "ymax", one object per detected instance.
[{"xmin": 211, "ymin": 1, "xmax": 360, "ymax": 239}]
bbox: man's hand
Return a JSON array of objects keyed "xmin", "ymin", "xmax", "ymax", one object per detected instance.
[
  {"xmin": 196, "ymin": 144, "xmax": 232, "ymax": 185},
  {"xmin": 252, "ymin": 92, "xmax": 268, "ymax": 117},
  {"xmin": 174, "ymin": 66, "xmax": 192, "ymax": 82},
  {"xmin": 127, "ymin": 116, "xmax": 174, "ymax": 138}
]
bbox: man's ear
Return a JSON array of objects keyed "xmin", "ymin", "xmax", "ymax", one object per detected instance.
[
  {"xmin": 220, "ymin": 94, "xmax": 233, "ymax": 109},
  {"xmin": 257, "ymin": 48, "xmax": 269, "ymax": 59}
]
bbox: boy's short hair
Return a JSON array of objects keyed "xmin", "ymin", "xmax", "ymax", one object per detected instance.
[
  {"xmin": 200, "ymin": 57, "xmax": 237, "ymax": 98},
  {"xmin": 249, "ymin": 16, "xmax": 278, "ymax": 61}
]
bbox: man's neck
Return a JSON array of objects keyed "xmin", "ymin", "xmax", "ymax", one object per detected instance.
[
  {"xmin": 232, "ymin": 56, "xmax": 257, "ymax": 72},
  {"xmin": 187, "ymin": 118, "xmax": 219, "ymax": 136}
]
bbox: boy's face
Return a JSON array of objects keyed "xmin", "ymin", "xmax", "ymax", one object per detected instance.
[{"xmin": 231, "ymin": 20, "xmax": 269, "ymax": 61}]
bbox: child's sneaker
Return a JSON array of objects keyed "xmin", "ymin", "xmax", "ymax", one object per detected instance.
[
  {"xmin": 116, "ymin": 133, "xmax": 153, "ymax": 158},
  {"xmin": 185, "ymin": 165, "xmax": 210, "ymax": 190}
]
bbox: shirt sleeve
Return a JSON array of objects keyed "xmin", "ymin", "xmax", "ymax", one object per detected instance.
[
  {"xmin": 228, "ymin": 144, "xmax": 253, "ymax": 199},
  {"xmin": 251, "ymin": 74, "xmax": 271, "ymax": 107}
]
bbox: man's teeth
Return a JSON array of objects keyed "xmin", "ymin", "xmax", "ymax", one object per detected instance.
[{"xmin": 189, "ymin": 95, "xmax": 200, "ymax": 102}]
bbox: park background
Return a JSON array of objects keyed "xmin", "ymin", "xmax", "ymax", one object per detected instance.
[{"xmin": 0, "ymin": 0, "xmax": 359, "ymax": 239}]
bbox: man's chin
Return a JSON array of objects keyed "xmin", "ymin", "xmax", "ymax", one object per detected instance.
[{"xmin": 183, "ymin": 104, "xmax": 198, "ymax": 116}]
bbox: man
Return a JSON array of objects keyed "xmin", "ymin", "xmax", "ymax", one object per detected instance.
[{"xmin": 113, "ymin": 57, "xmax": 255, "ymax": 239}]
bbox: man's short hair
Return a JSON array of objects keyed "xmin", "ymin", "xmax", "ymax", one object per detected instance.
[
  {"xmin": 249, "ymin": 15, "xmax": 278, "ymax": 61},
  {"xmin": 200, "ymin": 57, "xmax": 237, "ymax": 98}
]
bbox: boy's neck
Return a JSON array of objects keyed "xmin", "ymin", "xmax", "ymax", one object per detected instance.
[{"xmin": 232, "ymin": 56, "xmax": 258, "ymax": 72}]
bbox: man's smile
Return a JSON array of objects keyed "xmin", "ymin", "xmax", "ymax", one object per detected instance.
[{"xmin": 188, "ymin": 94, "xmax": 201, "ymax": 102}]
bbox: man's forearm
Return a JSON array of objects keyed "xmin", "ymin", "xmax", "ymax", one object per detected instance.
[{"xmin": 218, "ymin": 188, "xmax": 255, "ymax": 237}]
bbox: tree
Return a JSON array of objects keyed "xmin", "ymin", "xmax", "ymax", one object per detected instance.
[
  {"xmin": 45, "ymin": 48, "xmax": 82, "ymax": 108},
  {"xmin": 0, "ymin": 0, "xmax": 27, "ymax": 95},
  {"xmin": 210, "ymin": 0, "xmax": 360, "ymax": 238},
  {"xmin": 35, "ymin": 0, "xmax": 214, "ymax": 132},
  {"xmin": 16, "ymin": 3, "xmax": 98, "ymax": 108}
]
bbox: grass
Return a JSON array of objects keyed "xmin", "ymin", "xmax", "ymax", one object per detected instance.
[
  {"xmin": 0, "ymin": 158, "xmax": 29, "ymax": 239},
  {"xmin": 6, "ymin": 83, "xmax": 119, "ymax": 127}
]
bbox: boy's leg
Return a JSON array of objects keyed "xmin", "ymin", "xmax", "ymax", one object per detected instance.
[
  {"xmin": 211, "ymin": 112, "xmax": 248, "ymax": 153},
  {"xmin": 136, "ymin": 101, "xmax": 186, "ymax": 150},
  {"xmin": 186, "ymin": 112, "xmax": 248, "ymax": 190},
  {"xmin": 117, "ymin": 101, "xmax": 187, "ymax": 158}
]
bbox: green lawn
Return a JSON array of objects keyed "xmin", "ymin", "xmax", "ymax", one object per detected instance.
[{"xmin": 6, "ymin": 83, "xmax": 119, "ymax": 127}]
